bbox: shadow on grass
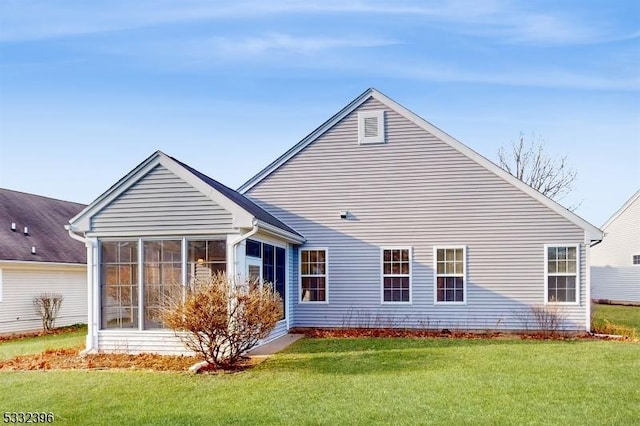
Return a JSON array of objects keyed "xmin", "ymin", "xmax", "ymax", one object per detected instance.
[{"xmin": 264, "ymin": 337, "xmax": 582, "ymax": 376}]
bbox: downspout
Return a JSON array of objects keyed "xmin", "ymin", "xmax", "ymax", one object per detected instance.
[
  {"xmin": 229, "ymin": 220, "xmax": 259, "ymax": 279},
  {"xmin": 65, "ymin": 225, "xmax": 97, "ymax": 354}
]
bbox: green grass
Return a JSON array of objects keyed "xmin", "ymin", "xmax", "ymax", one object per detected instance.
[
  {"xmin": 1, "ymin": 337, "xmax": 639, "ymax": 425},
  {"xmin": 0, "ymin": 326, "xmax": 86, "ymax": 361},
  {"xmin": 592, "ymin": 303, "xmax": 640, "ymax": 335}
]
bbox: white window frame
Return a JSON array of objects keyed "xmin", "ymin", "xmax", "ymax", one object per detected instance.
[
  {"xmin": 299, "ymin": 247, "xmax": 329, "ymax": 304},
  {"xmin": 380, "ymin": 247, "xmax": 412, "ymax": 304},
  {"xmin": 358, "ymin": 110, "xmax": 385, "ymax": 145},
  {"xmin": 544, "ymin": 244, "xmax": 580, "ymax": 305},
  {"xmin": 433, "ymin": 246, "xmax": 467, "ymax": 305}
]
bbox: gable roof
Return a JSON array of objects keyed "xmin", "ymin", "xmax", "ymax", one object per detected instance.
[
  {"xmin": 238, "ymin": 88, "xmax": 603, "ymax": 242},
  {"xmin": 601, "ymin": 190, "xmax": 640, "ymax": 230},
  {"xmin": 68, "ymin": 151, "xmax": 303, "ymax": 242},
  {"xmin": 0, "ymin": 188, "xmax": 86, "ymax": 264}
]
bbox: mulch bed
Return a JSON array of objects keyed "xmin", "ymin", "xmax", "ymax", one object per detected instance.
[
  {"xmin": 292, "ymin": 327, "xmax": 602, "ymax": 340},
  {"xmin": 0, "ymin": 347, "xmax": 262, "ymax": 373}
]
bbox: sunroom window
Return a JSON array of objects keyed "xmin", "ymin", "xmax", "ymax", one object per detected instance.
[
  {"xmin": 101, "ymin": 241, "xmax": 139, "ymax": 329},
  {"xmin": 100, "ymin": 238, "xmax": 226, "ymax": 330}
]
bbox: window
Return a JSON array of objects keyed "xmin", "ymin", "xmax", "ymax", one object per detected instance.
[
  {"xmin": 358, "ymin": 110, "xmax": 385, "ymax": 144},
  {"xmin": 100, "ymin": 238, "xmax": 226, "ymax": 330},
  {"xmin": 382, "ymin": 248, "xmax": 411, "ymax": 303},
  {"xmin": 300, "ymin": 249, "xmax": 327, "ymax": 302},
  {"xmin": 246, "ymin": 239, "xmax": 287, "ymax": 319},
  {"xmin": 545, "ymin": 245, "xmax": 579, "ymax": 303},
  {"xmin": 143, "ymin": 240, "xmax": 182, "ymax": 329},
  {"xmin": 633, "ymin": 255, "xmax": 640, "ymax": 265},
  {"xmin": 188, "ymin": 240, "xmax": 226, "ymax": 283},
  {"xmin": 101, "ymin": 241, "xmax": 139, "ymax": 329},
  {"xmin": 435, "ymin": 247, "xmax": 466, "ymax": 303}
]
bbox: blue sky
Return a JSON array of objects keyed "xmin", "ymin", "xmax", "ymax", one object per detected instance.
[{"xmin": 0, "ymin": 0, "xmax": 638, "ymax": 226}]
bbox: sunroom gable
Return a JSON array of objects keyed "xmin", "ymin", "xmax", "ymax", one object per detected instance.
[{"xmin": 69, "ymin": 151, "xmax": 254, "ymax": 235}]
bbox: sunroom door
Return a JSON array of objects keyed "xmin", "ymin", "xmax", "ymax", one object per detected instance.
[{"xmin": 246, "ymin": 257, "xmax": 262, "ymax": 287}]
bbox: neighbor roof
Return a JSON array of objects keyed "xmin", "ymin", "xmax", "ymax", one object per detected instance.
[
  {"xmin": 238, "ymin": 87, "xmax": 603, "ymax": 242},
  {"xmin": 0, "ymin": 188, "xmax": 86, "ymax": 263}
]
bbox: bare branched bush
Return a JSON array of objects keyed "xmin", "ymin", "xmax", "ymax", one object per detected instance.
[
  {"xmin": 33, "ymin": 293, "xmax": 64, "ymax": 331},
  {"xmin": 163, "ymin": 272, "xmax": 283, "ymax": 368},
  {"xmin": 512, "ymin": 304, "xmax": 566, "ymax": 336}
]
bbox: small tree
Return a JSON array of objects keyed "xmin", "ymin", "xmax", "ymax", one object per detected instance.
[
  {"xmin": 33, "ymin": 293, "xmax": 64, "ymax": 331},
  {"xmin": 163, "ymin": 272, "xmax": 283, "ymax": 368},
  {"xmin": 498, "ymin": 132, "xmax": 578, "ymax": 209}
]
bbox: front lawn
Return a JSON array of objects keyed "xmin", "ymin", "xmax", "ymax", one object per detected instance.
[{"xmin": 1, "ymin": 337, "xmax": 638, "ymax": 425}]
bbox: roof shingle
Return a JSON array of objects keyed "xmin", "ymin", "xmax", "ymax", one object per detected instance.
[{"xmin": 0, "ymin": 188, "xmax": 86, "ymax": 264}]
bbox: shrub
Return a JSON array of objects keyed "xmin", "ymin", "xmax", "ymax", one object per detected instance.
[
  {"xmin": 592, "ymin": 320, "xmax": 638, "ymax": 340},
  {"xmin": 32, "ymin": 293, "xmax": 64, "ymax": 331},
  {"xmin": 163, "ymin": 272, "xmax": 283, "ymax": 368},
  {"xmin": 512, "ymin": 304, "xmax": 566, "ymax": 336}
]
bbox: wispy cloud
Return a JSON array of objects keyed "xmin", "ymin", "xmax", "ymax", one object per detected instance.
[
  {"xmin": 204, "ymin": 33, "xmax": 397, "ymax": 57},
  {"xmin": 0, "ymin": 0, "xmax": 634, "ymax": 46}
]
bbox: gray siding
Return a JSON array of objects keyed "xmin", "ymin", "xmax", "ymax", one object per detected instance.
[
  {"xmin": 91, "ymin": 165, "xmax": 233, "ymax": 235},
  {"xmin": 0, "ymin": 265, "xmax": 87, "ymax": 333},
  {"xmin": 592, "ymin": 266, "xmax": 640, "ymax": 303},
  {"xmin": 248, "ymin": 98, "xmax": 588, "ymax": 331}
]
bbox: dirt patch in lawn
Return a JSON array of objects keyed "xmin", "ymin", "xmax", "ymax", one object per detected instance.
[{"xmin": 0, "ymin": 347, "xmax": 262, "ymax": 373}]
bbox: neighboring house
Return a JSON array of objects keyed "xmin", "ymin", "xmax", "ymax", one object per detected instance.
[
  {"xmin": 591, "ymin": 191, "xmax": 640, "ymax": 303},
  {"xmin": 0, "ymin": 188, "xmax": 87, "ymax": 333},
  {"xmin": 68, "ymin": 88, "xmax": 603, "ymax": 355}
]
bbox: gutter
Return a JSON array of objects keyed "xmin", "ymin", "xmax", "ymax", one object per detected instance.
[
  {"xmin": 65, "ymin": 225, "xmax": 97, "ymax": 355},
  {"xmin": 229, "ymin": 221, "xmax": 260, "ymax": 278}
]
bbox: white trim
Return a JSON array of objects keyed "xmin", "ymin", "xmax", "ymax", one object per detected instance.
[
  {"xmin": 544, "ymin": 244, "xmax": 580, "ymax": 305},
  {"xmin": 238, "ymin": 88, "xmax": 603, "ymax": 242},
  {"xmin": 433, "ymin": 246, "xmax": 468, "ymax": 305},
  {"xmin": 299, "ymin": 247, "xmax": 329, "ymax": 304},
  {"xmin": 0, "ymin": 260, "xmax": 86, "ymax": 270},
  {"xmin": 380, "ymin": 246, "xmax": 412, "ymax": 304},
  {"xmin": 358, "ymin": 110, "xmax": 385, "ymax": 144},
  {"xmin": 585, "ymin": 239, "xmax": 591, "ymax": 331},
  {"xmin": 0, "ymin": 268, "xmax": 3, "ymax": 302},
  {"xmin": 285, "ymin": 243, "xmax": 290, "ymax": 330}
]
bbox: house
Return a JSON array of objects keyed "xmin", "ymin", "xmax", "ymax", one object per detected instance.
[
  {"xmin": 591, "ymin": 190, "xmax": 640, "ymax": 304},
  {"xmin": 68, "ymin": 88, "xmax": 603, "ymax": 355},
  {"xmin": 0, "ymin": 188, "xmax": 87, "ymax": 333}
]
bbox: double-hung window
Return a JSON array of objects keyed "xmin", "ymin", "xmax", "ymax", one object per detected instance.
[
  {"xmin": 545, "ymin": 245, "xmax": 579, "ymax": 303},
  {"xmin": 300, "ymin": 249, "xmax": 327, "ymax": 302},
  {"xmin": 382, "ymin": 248, "xmax": 411, "ymax": 303},
  {"xmin": 435, "ymin": 247, "xmax": 466, "ymax": 303}
]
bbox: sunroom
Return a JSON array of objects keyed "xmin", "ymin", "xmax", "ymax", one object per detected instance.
[{"xmin": 67, "ymin": 151, "xmax": 304, "ymax": 354}]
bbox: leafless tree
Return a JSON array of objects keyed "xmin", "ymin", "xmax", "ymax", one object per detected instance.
[{"xmin": 498, "ymin": 132, "xmax": 579, "ymax": 210}]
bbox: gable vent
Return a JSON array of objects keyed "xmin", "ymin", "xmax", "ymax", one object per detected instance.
[{"xmin": 358, "ymin": 110, "xmax": 385, "ymax": 144}]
